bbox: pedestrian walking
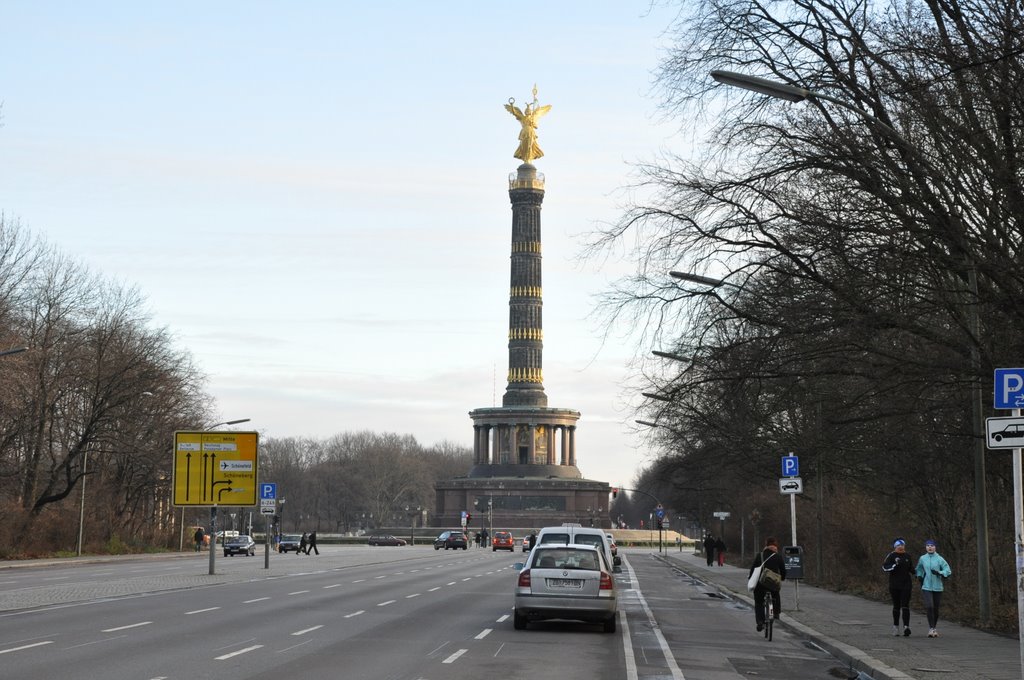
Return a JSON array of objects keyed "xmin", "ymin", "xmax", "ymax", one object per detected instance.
[
  {"xmin": 528, "ymin": 531, "xmax": 536, "ymax": 551},
  {"xmin": 715, "ymin": 536, "xmax": 726, "ymax": 566},
  {"xmin": 193, "ymin": 527, "xmax": 204, "ymax": 552},
  {"xmin": 703, "ymin": 533, "xmax": 715, "ymax": 566},
  {"xmin": 749, "ymin": 536, "xmax": 786, "ymax": 632},
  {"xmin": 915, "ymin": 539, "xmax": 951, "ymax": 637},
  {"xmin": 882, "ymin": 538, "xmax": 916, "ymax": 636},
  {"xmin": 306, "ymin": 530, "xmax": 319, "ymax": 555},
  {"xmin": 298, "ymin": 532, "xmax": 308, "ymax": 555}
]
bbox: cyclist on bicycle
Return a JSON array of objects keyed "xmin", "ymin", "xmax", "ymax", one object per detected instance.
[{"xmin": 749, "ymin": 536, "xmax": 786, "ymax": 632}]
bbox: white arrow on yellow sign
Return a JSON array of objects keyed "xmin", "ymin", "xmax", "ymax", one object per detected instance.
[{"xmin": 172, "ymin": 431, "xmax": 259, "ymax": 507}]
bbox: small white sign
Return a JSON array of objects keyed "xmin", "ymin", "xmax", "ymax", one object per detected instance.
[
  {"xmin": 779, "ymin": 477, "xmax": 803, "ymax": 494},
  {"xmin": 713, "ymin": 511, "xmax": 731, "ymax": 519},
  {"xmin": 260, "ymin": 506, "xmax": 275, "ymax": 515},
  {"xmin": 219, "ymin": 460, "xmax": 253, "ymax": 472},
  {"xmin": 260, "ymin": 498, "xmax": 276, "ymax": 508},
  {"xmin": 986, "ymin": 416, "xmax": 1024, "ymax": 449}
]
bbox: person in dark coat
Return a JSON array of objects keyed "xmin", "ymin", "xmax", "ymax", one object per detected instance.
[
  {"xmin": 715, "ymin": 536, "xmax": 727, "ymax": 566},
  {"xmin": 306, "ymin": 531, "xmax": 319, "ymax": 555},
  {"xmin": 882, "ymin": 538, "xmax": 916, "ymax": 636},
  {"xmin": 298, "ymin": 532, "xmax": 307, "ymax": 555},
  {"xmin": 528, "ymin": 531, "xmax": 537, "ymax": 551},
  {"xmin": 749, "ymin": 536, "xmax": 786, "ymax": 631},
  {"xmin": 703, "ymin": 533, "xmax": 716, "ymax": 566}
]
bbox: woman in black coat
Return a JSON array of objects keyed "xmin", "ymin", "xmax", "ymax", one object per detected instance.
[{"xmin": 749, "ymin": 536, "xmax": 786, "ymax": 631}]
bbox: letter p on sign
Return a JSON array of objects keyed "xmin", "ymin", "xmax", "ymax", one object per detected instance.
[{"xmin": 995, "ymin": 369, "xmax": 1024, "ymax": 409}]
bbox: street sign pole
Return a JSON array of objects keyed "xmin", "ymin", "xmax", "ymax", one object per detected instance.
[
  {"xmin": 1014, "ymin": 407, "xmax": 1024, "ymax": 678},
  {"xmin": 786, "ymin": 453, "xmax": 798, "ymax": 546}
]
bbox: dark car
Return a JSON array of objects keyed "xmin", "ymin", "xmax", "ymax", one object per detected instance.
[
  {"xmin": 367, "ymin": 534, "xmax": 408, "ymax": 546},
  {"xmin": 780, "ymin": 480, "xmax": 800, "ymax": 491},
  {"xmin": 991, "ymin": 423, "xmax": 1024, "ymax": 442},
  {"xmin": 223, "ymin": 534, "xmax": 256, "ymax": 557},
  {"xmin": 278, "ymin": 534, "xmax": 302, "ymax": 553},
  {"xmin": 433, "ymin": 530, "xmax": 468, "ymax": 550}
]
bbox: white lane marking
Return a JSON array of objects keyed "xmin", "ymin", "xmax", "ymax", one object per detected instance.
[
  {"xmin": 65, "ymin": 634, "xmax": 126, "ymax": 650},
  {"xmin": 288, "ymin": 590, "xmax": 310, "ymax": 595},
  {"xmin": 461, "ymin": 578, "xmax": 472, "ymax": 582},
  {"xmin": 41, "ymin": 576, "xmax": 70, "ymax": 581},
  {"xmin": 292, "ymin": 625, "xmax": 323, "ymax": 636},
  {"xmin": 428, "ymin": 587, "xmax": 441, "ymax": 592},
  {"xmin": 475, "ymin": 628, "xmax": 492, "ymax": 639},
  {"xmin": 374, "ymin": 575, "xmax": 387, "ymax": 580},
  {"xmin": 377, "ymin": 600, "xmax": 396, "ymax": 607},
  {"xmin": 216, "ymin": 644, "xmax": 263, "ymax": 660},
  {"xmin": 406, "ymin": 593, "xmax": 420, "ymax": 599},
  {"xmin": 102, "ymin": 621, "xmax": 152, "ymax": 632},
  {"xmin": 493, "ymin": 642, "xmax": 506, "ymax": 657},
  {"xmin": 185, "ymin": 607, "xmax": 220, "ymax": 615},
  {"xmin": 442, "ymin": 649, "xmax": 468, "ymax": 664},
  {"xmin": 323, "ymin": 584, "xmax": 342, "ymax": 589},
  {"xmin": 496, "ymin": 614, "xmax": 509, "ymax": 622},
  {"xmin": 352, "ymin": 579, "xmax": 366, "ymax": 583},
  {"xmin": 623, "ymin": 556, "xmax": 686, "ymax": 680},
  {"xmin": 0, "ymin": 641, "xmax": 53, "ymax": 654},
  {"xmin": 446, "ymin": 582, "xmax": 457, "ymax": 586},
  {"xmin": 244, "ymin": 597, "xmax": 270, "ymax": 603},
  {"xmin": 344, "ymin": 610, "xmax": 365, "ymax": 618}
]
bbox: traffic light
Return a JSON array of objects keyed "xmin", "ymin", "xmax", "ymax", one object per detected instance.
[
  {"xmin": 611, "ymin": 487, "xmax": 618, "ymax": 499},
  {"xmin": 467, "ymin": 513, "xmax": 472, "ymax": 524}
]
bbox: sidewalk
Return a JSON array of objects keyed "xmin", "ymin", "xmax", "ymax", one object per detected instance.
[{"xmin": 658, "ymin": 549, "xmax": 1021, "ymax": 680}]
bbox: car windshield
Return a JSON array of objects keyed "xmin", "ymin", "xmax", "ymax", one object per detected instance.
[{"xmin": 532, "ymin": 548, "xmax": 600, "ymax": 571}]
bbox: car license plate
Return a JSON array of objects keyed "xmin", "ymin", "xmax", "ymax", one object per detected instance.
[{"xmin": 548, "ymin": 578, "xmax": 583, "ymax": 589}]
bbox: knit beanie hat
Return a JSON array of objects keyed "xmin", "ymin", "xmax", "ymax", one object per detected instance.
[
  {"xmin": 893, "ymin": 539, "xmax": 906, "ymax": 548},
  {"xmin": 924, "ymin": 539, "xmax": 937, "ymax": 547}
]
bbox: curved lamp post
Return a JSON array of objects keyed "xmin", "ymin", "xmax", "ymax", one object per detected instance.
[{"xmin": 710, "ymin": 69, "xmax": 991, "ymax": 624}]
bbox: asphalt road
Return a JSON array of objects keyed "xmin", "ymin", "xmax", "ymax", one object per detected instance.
[{"xmin": 0, "ymin": 546, "xmax": 857, "ymax": 679}]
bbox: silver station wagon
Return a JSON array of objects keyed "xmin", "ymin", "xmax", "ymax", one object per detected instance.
[{"xmin": 513, "ymin": 544, "xmax": 617, "ymax": 632}]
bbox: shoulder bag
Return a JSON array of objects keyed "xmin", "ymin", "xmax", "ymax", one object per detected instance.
[{"xmin": 758, "ymin": 559, "xmax": 782, "ymax": 592}]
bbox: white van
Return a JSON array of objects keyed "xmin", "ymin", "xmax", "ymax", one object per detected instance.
[{"xmin": 535, "ymin": 524, "xmax": 621, "ymax": 572}]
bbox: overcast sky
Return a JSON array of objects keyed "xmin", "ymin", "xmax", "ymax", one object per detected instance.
[{"xmin": 0, "ymin": 2, "xmax": 687, "ymax": 487}]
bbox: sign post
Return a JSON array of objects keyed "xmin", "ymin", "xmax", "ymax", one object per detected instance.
[
  {"xmin": 992, "ymin": 368, "xmax": 1024, "ymax": 677},
  {"xmin": 781, "ymin": 453, "xmax": 799, "ymax": 546},
  {"xmin": 172, "ymin": 430, "xmax": 259, "ymax": 575}
]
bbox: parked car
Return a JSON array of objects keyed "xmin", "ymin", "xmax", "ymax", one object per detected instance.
[
  {"xmin": 491, "ymin": 531, "xmax": 515, "ymax": 552},
  {"xmin": 536, "ymin": 525, "xmax": 620, "ymax": 572},
  {"xmin": 278, "ymin": 534, "xmax": 302, "ymax": 553},
  {"xmin": 223, "ymin": 534, "xmax": 256, "ymax": 557},
  {"xmin": 605, "ymin": 533, "xmax": 618, "ymax": 559},
  {"xmin": 513, "ymin": 544, "xmax": 617, "ymax": 632},
  {"xmin": 367, "ymin": 534, "xmax": 408, "ymax": 546},
  {"xmin": 433, "ymin": 530, "xmax": 468, "ymax": 550}
]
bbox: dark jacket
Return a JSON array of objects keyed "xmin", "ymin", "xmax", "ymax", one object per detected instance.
[
  {"xmin": 882, "ymin": 550, "xmax": 915, "ymax": 590},
  {"xmin": 749, "ymin": 547, "xmax": 786, "ymax": 585}
]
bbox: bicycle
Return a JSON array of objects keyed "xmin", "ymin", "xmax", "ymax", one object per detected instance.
[{"xmin": 763, "ymin": 594, "xmax": 775, "ymax": 641}]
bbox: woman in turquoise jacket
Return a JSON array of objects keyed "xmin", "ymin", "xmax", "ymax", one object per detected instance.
[{"xmin": 915, "ymin": 539, "xmax": 952, "ymax": 638}]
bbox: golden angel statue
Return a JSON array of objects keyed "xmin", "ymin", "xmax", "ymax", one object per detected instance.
[{"xmin": 504, "ymin": 85, "xmax": 552, "ymax": 164}]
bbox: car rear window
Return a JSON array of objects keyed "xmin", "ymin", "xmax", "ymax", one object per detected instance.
[
  {"xmin": 538, "ymin": 532, "xmax": 571, "ymax": 545},
  {"xmin": 574, "ymin": 535, "xmax": 604, "ymax": 550},
  {"xmin": 532, "ymin": 548, "xmax": 600, "ymax": 571}
]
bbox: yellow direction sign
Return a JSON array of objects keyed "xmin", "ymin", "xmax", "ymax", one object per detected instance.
[{"xmin": 172, "ymin": 431, "xmax": 259, "ymax": 506}]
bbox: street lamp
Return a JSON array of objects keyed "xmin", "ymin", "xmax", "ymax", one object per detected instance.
[{"xmin": 710, "ymin": 68, "xmax": 991, "ymax": 624}]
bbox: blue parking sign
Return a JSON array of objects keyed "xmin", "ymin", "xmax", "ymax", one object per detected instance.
[
  {"xmin": 260, "ymin": 483, "xmax": 276, "ymax": 500},
  {"xmin": 994, "ymin": 369, "xmax": 1024, "ymax": 409},
  {"xmin": 781, "ymin": 455, "xmax": 799, "ymax": 477}
]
